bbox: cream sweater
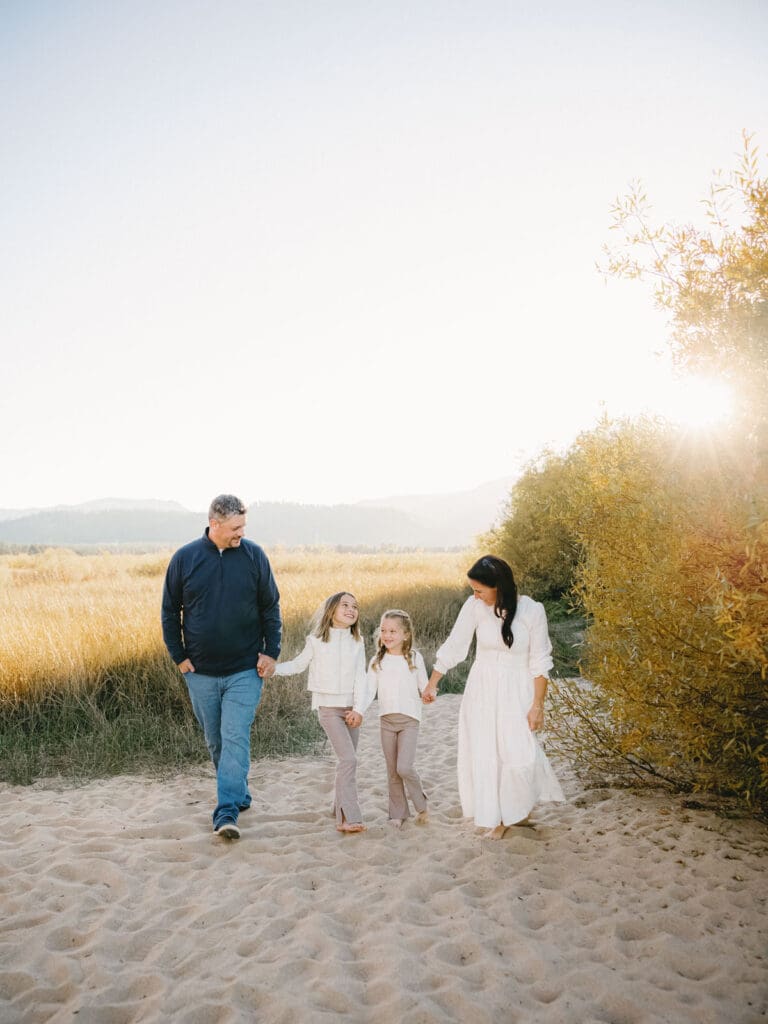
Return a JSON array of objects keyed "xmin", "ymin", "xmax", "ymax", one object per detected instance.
[{"xmin": 355, "ymin": 650, "xmax": 428, "ymax": 722}]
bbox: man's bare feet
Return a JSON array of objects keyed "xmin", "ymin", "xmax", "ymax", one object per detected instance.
[
  {"xmin": 336, "ymin": 822, "xmax": 366, "ymax": 834},
  {"xmin": 388, "ymin": 818, "xmax": 403, "ymax": 829},
  {"xmin": 486, "ymin": 824, "xmax": 509, "ymax": 840},
  {"xmin": 415, "ymin": 810, "xmax": 429, "ymax": 825}
]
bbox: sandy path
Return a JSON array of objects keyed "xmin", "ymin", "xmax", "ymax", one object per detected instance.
[{"xmin": 1, "ymin": 695, "xmax": 766, "ymax": 1023}]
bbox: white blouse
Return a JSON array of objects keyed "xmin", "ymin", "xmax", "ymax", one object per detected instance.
[
  {"xmin": 355, "ymin": 650, "xmax": 428, "ymax": 722},
  {"xmin": 434, "ymin": 595, "xmax": 554, "ymax": 678},
  {"xmin": 274, "ymin": 628, "xmax": 367, "ymax": 710}
]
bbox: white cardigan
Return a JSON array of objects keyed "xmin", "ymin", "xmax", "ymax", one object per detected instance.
[
  {"xmin": 355, "ymin": 650, "xmax": 428, "ymax": 722},
  {"xmin": 274, "ymin": 629, "xmax": 367, "ymax": 709}
]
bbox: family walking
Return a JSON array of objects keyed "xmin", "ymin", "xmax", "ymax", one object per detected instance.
[{"xmin": 161, "ymin": 494, "xmax": 565, "ymax": 841}]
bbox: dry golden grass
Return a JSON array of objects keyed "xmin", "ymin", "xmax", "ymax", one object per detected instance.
[
  {"xmin": 1, "ymin": 549, "xmax": 169, "ymax": 701},
  {"xmin": 0, "ymin": 547, "xmax": 472, "ymax": 700},
  {"xmin": 271, "ymin": 548, "xmax": 472, "ymax": 652},
  {"xmin": 0, "ymin": 547, "xmax": 476, "ymax": 783}
]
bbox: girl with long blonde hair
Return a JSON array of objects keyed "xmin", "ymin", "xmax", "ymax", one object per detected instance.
[{"xmin": 275, "ymin": 591, "xmax": 368, "ymax": 833}]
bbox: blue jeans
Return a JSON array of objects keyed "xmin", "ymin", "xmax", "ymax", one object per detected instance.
[{"xmin": 184, "ymin": 668, "xmax": 263, "ymax": 829}]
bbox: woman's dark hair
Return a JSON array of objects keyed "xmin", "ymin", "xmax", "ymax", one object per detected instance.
[{"xmin": 467, "ymin": 555, "xmax": 517, "ymax": 648}]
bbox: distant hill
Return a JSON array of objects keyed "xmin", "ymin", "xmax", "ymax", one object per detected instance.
[
  {"xmin": 0, "ymin": 480, "xmax": 516, "ymax": 549},
  {"xmin": 358, "ymin": 477, "xmax": 514, "ymax": 543},
  {"xmin": 0, "ymin": 507, "xmax": 40, "ymax": 522},
  {"xmin": 60, "ymin": 498, "xmax": 190, "ymax": 514},
  {"xmin": 0, "ymin": 508, "xmax": 202, "ymax": 547}
]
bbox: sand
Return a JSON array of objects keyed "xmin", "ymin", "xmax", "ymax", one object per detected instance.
[{"xmin": 1, "ymin": 694, "xmax": 766, "ymax": 1024}]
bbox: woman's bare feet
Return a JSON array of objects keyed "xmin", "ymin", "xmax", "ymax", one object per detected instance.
[
  {"xmin": 486, "ymin": 824, "xmax": 509, "ymax": 840},
  {"xmin": 336, "ymin": 822, "xmax": 366, "ymax": 833},
  {"xmin": 388, "ymin": 818, "xmax": 403, "ymax": 829},
  {"xmin": 415, "ymin": 810, "xmax": 429, "ymax": 825}
]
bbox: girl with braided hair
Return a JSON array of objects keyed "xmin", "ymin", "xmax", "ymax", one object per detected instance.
[{"xmin": 349, "ymin": 609, "xmax": 429, "ymax": 828}]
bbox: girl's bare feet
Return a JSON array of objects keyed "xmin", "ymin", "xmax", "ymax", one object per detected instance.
[
  {"xmin": 337, "ymin": 822, "xmax": 366, "ymax": 833},
  {"xmin": 415, "ymin": 810, "xmax": 429, "ymax": 825},
  {"xmin": 486, "ymin": 824, "xmax": 508, "ymax": 840}
]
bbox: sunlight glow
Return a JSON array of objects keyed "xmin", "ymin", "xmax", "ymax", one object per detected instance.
[{"xmin": 655, "ymin": 377, "xmax": 735, "ymax": 431}]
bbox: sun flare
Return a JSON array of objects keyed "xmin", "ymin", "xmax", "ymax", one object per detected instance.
[{"xmin": 654, "ymin": 376, "xmax": 735, "ymax": 431}]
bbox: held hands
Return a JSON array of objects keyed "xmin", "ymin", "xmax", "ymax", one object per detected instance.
[
  {"xmin": 422, "ymin": 670, "xmax": 442, "ymax": 704},
  {"xmin": 345, "ymin": 710, "xmax": 363, "ymax": 728},
  {"xmin": 257, "ymin": 654, "xmax": 277, "ymax": 679},
  {"xmin": 527, "ymin": 704, "xmax": 544, "ymax": 732}
]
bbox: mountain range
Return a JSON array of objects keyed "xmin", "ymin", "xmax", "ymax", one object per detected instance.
[{"xmin": 0, "ymin": 479, "xmax": 515, "ymax": 549}]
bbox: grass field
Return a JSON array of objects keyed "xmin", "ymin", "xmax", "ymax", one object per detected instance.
[
  {"xmin": 0, "ymin": 547, "xmax": 581, "ymax": 784},
  {"xmin": 0, "ymin": 548, "xmax": 466, "ymax": 784}
]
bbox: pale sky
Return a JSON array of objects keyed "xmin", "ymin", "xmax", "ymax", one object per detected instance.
[{"xmin": 2, "ymin": 0, "xmax": 766, "ymax": 512}]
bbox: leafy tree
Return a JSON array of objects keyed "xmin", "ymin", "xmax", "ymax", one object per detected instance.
[
  {"xmin": 484, "ymin": 450, "xmax": 578, "ymax": 601},
  {"xmin": 602, "ymin": 130, "xmax": 768, "ymax": 435},
  {"xmin": 546, "ymin": 135, "xmax": 768, "ymax": 814},
  {"xmin": 493, "ymin": 135, "xmax": 768, "ymax": 813},
  {"xmin": 546, "ymin": 418, "xmax": 768, "ymax": 812}
]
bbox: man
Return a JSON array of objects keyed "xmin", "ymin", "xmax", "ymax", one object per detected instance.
[{"xmin": 162, "ymin": 494, "xmax": 281, "ymax": 840}]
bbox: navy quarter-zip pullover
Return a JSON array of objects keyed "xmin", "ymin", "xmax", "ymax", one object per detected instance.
[{"xmin": 161, "ymin": 529, "xmax": 282, "ymax": 675}]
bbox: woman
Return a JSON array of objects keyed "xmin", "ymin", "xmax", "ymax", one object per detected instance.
[{"xmin": 422, "ymin": 555, "xmax": 565, "ymax": 838}]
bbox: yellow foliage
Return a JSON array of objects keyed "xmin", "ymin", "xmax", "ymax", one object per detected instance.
[
  {"xmin": 502, "ymin": 137, "xmax": 768, "ymax": 815},
  {"xmin": 553, "ymin": 418, "xmax": 768, "ymax": 812},
  {"xmin": 484, "ymin": 451, "xmax": 578, "ymax": 600}
]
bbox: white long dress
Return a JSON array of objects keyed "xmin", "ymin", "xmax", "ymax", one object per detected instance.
[{"xmin": 434, "ymin": 595, "xmax": 566, "ymax": 827}]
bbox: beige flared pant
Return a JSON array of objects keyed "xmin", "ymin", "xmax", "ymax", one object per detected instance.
[
  {"xmin": 317, "ymin": 705, "xmax": 363, "ymax": 825},
  {"xmin": 380, "ymin": 713, "xmax": 427, "ymax": 821}
]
